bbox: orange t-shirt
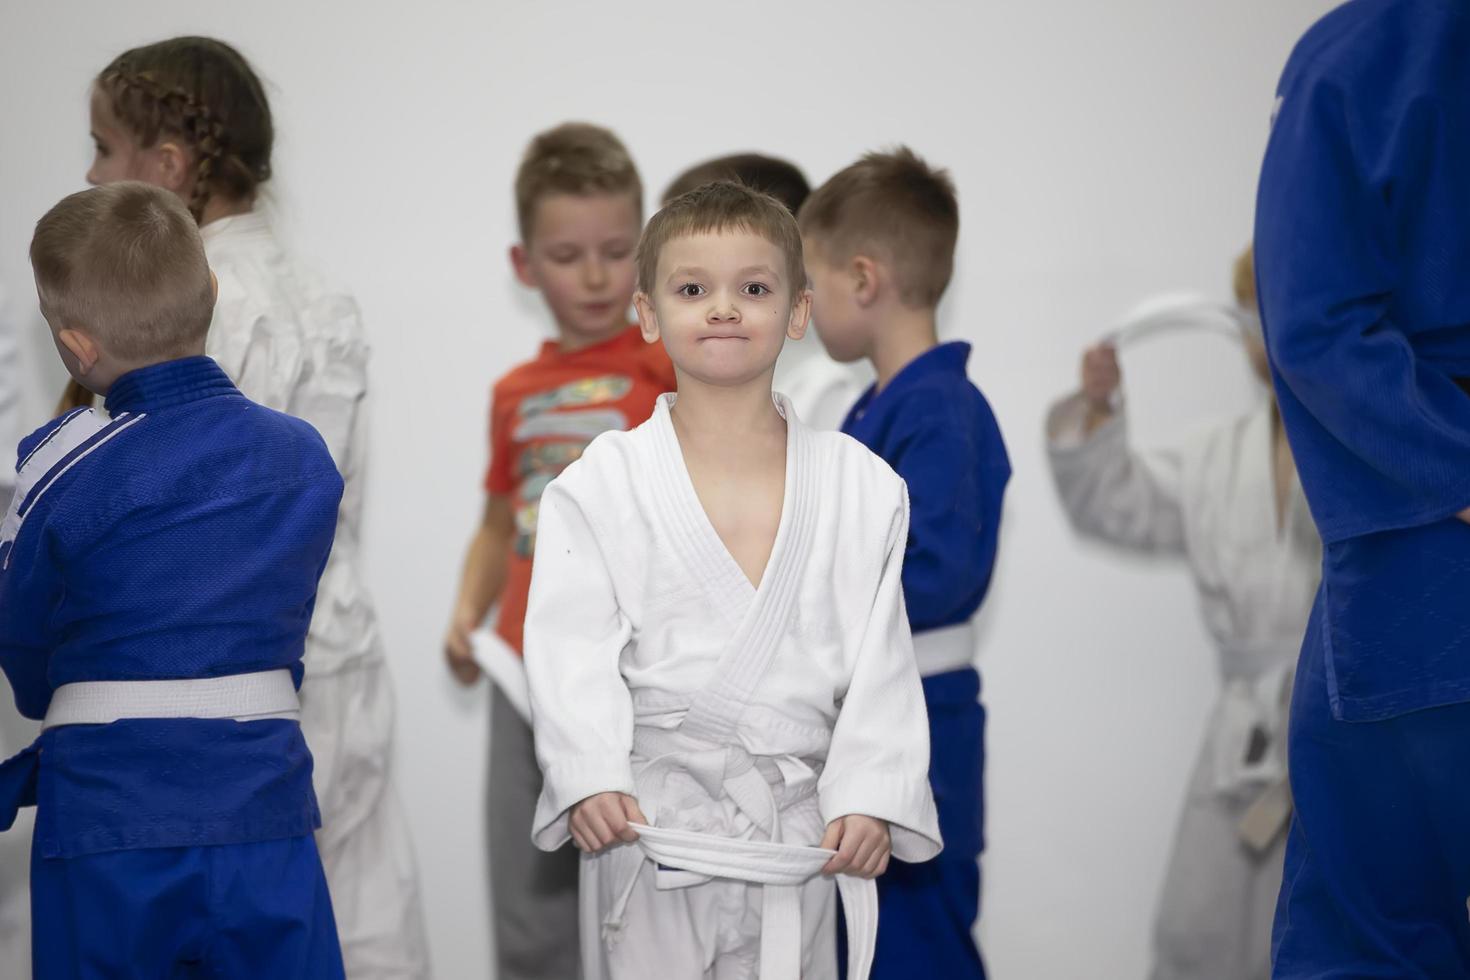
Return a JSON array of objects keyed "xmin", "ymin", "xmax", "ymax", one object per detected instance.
[{"xmin": 485, "ymin": 326, "xmax": 676, "ymax": 654}]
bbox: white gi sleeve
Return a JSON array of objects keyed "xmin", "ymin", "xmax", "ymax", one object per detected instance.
[
  {"xmin": 819, "ymin": 483, "xmax": 943, "ymax": 863},
  {"xmin": 524, "ymin": 474, "xmax": 636, "ymax": 851},
  {"xmin": 1045, "ymin": 392, "xmax": 1187, "ymax": 554}
]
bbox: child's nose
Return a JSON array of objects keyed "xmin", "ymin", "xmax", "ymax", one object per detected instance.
[
  {"xmin": 708, "ymin": 299, "xmax": 740, "ymax": 322},
  {"xmin": 583, "ymin": 258, "xmax": 608, "ymax": 289}
]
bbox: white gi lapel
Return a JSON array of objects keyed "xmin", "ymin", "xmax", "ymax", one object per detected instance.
[
  {"xmin": 645, "ymin": 394, "xmax": 822, "ymax": 744},
  {"xmin": 608, "ymin": 397, "xmax": 879, "ymax": 980},
  {"xmin": 1, "ymin": 409, "xmax": 145, "ymax": 569}
]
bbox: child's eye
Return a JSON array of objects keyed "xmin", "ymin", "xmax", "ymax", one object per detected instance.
[
  {"xmin": 742, "ymin": 283, "xmax": 771, "ymax": 297},
  {"xmin": 677, "ymin": 283, "xmax": 705, "ymax": 298},
  {"xmin": 93, "ymin": 142, "xmax": 109, "ymax": 158},
  {"xmin": 548, "ymin": 251, "xmax": 579, "ymax": 264},
  {"xmin": 604, "ymin": 245, "xmax": 633, "ymax": 260}
]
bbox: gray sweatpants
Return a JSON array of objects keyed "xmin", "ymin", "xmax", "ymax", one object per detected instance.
[{"xmin": 488, "ymin": 684, "xmax": 581, "ymax": 980}]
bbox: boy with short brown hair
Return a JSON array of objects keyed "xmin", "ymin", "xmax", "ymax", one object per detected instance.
[
  {"xmin": 801, "ymin": 148, "xmax": 1011, "ymax": 980},
  {"xmin": 3, "ymin": 181, "xmax": 345, "ymax": 979}
]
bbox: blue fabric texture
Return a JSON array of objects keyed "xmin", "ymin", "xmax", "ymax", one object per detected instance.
[
  {"xmin": 841, "ymin": 343, "xmax": 1006, "ymax": 978},
  {"xmin": 0, "ymin": 356, "xmax": 342, "ymax": 857},
  {"xmin": 840, "ymin": 342, "xmax": 1011, "ymax": 633},
  {"xmin": 1256, "ymin": 0, "xmax": 1470, "ymax": 720},
  {"xmin": 1272, "ymin": 598, "xmax": 1470, "ymax": 978},
  {"xmin": 31, "ymin": 835, "xmax": 345, "ymax": 979}
]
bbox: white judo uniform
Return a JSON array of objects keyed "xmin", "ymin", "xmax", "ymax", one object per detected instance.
[
  {"xmin": 201, "ymin": 212, "xmax": 431, "ymax": 979},
  {"xmin": 525, "ymin": 394, "xmax": 942, "ymax": 980},
  {"xmin": 1047, "ymin": 393, "xmax": 1321, "ymax": 980}
]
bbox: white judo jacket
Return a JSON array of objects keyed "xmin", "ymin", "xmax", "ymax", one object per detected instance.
[{"xmin": 526, "ymin": 394, "xmax": 942, "ymax": 979}]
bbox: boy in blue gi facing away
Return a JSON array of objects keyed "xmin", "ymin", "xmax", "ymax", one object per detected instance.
[
  {"xmin": 0, "ymin": 182, "xmax": 346, "ymax": 978},
  {"xmin": 801, "ymin": 148, "xmax": 1011, "ymax": 980}
]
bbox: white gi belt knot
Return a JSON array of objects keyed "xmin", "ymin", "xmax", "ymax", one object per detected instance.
[{"xmin": 602, "ymin": 728, "xmax": 874, "ymax": 978}]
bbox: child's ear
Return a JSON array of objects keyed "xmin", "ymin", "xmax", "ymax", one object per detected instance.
[
  {"xmin": 852, "ymin": 255, "xmax": 880, "ymax": 308},
  {"xmin": 509, "ymin": 244, "xmax": 536, "ymax": 289},
  {"xmin": 58, "ymin": 328, "xmax": 102, "ymax": 376},
  {"xmin": 787, "ymin": 289, "xmax": 812, "ymax": 341},
  {"xmin": 154, "ymin": 141, "xmax": 193, "ymax": 197},
  {"xmin": 634, "ymin": 293, "xmax": 660, "ymax": 344}
]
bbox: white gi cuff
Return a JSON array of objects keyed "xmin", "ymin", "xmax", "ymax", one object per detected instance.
[{"xmin": 818, "ymin": 770, "xmax": 942, "ymax": 863}]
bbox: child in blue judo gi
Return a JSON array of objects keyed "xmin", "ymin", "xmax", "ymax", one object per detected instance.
[
  {"xmin": 801, "ymin": 148, "xmax": 1011, "ymax": 980},
  {"xmin": 0, "ymin": 181, "xmax": 346, "ymax": 978},
  {"xmin": 1256, "ymin": 1, "xmax": 1470, "ymax": 975}
]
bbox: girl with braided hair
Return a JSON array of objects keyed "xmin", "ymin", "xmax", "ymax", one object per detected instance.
[{"xmin": 79, "ymin": 36, "xmax": 431, "ymax": 980}]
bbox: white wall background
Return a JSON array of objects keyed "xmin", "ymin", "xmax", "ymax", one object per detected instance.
[{"xmin": 0, "ymin": 2, "xmax": 1336, "ymax": 976}]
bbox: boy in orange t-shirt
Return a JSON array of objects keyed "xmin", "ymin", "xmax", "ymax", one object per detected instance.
[{"xmin": 443, "ymin": 122, "xmax": 673, "ymax": 980}]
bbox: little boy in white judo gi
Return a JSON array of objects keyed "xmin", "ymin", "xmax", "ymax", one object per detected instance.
[{"xmin": 523, "ymin": 180, "xmax": 942, "ymax": 980}]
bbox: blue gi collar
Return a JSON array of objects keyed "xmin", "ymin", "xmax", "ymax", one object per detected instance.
[
  {"xmin": 846, "ymin": 341, "xmax": 972, "ymax": 424},
  {"xmin": 104, "ymin": 357, "xmax": 239, "ymax": 414}
]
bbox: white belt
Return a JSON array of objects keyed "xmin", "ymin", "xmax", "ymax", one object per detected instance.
[
  {"xmin": 913, "ymin": 620, "xmax": 977, "ymax": 677},
  {"xmin": 616, "ymin": 823, "xmax": 878, "ymax": 980},
  {"xmin": 42, "ymin": 669, "xmax": 300, "ymax": 731},
  {"xmin": 603, "ymin": 728, "xmax": 871, "ymax": 978}
]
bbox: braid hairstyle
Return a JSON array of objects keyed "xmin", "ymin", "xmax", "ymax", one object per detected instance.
[{"xmin": 96, "ymin": 37, "xmax": 273, "ymax": 224}]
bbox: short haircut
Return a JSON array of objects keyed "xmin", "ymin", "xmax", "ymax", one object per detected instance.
[
  {"xmin": 30, "ymin": 182, "xmax": 215, "ymax": 360},
  {"xmin": 1233, "ymin": 244, "xmax": 1255, "ymax": 309},
  {"xmin": 662, "ymin": 153, "xmax": 811, "ymax": 214},
  {"xmin": 799, "ymin": 146, "xmax": 958, "ymax": 308},
  {"xmin": 514, "ymin": 122, "xmax": 642, "ymax": 241},
  {"xmin": 636, "ymin": 181, "xmax": 805, "ymax": 299}
]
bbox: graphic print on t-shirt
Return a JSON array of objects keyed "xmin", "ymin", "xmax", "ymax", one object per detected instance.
[{"xmin": 510, "ymin": 374, "xmax": 633, "ymax": 558}]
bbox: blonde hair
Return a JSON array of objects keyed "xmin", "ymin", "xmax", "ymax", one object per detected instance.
[
  {"xmin": 1233, "ymin": 244, "xmax": 1256, "ymax": 310},
  {"xmin": 31, "ymin": 182, "xmax": 215, "ymax": 360},
  {"xmin": 515, "ymin": 122, "xmax": 642, "ymax": 241},
  {"xmin": 636, "ymin": 181, "xmax": 805, "ymax": 299},
  {"xmin": 799, "ymin": 147, "xmax": 958, "ymax": 308}
]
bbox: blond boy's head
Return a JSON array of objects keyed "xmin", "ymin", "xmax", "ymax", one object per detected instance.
[
  {"xmin": 514, "ymin": 122, "xmax": 642, "ymax": 242},
  {"xmin": 635, "ymin": 182, "xmax": 810, "ymax": 388},
  {"xmin": 510, "ymin": 123, "xmax": 644, "ymax": 345},
  {"xmin": 799, "ymin": 147, "xmax": 958, "ymax": 309},
  {"xmin": 31, "ymin": 181, "xmax": 214, "ymax": 389}
]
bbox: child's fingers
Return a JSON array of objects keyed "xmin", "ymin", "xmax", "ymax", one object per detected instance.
[
  {"xmin": 849, "ymin": 833, "xmax": 881, "ymax": 875},
  {"xmin": 857, "ymin": 840, "xmax": 891, "ymax": 878},
  {"xmin": 604, "ymin": 805, "xmax": 636, "ymax": 844},
  {"xmin": 823, "ymin": 828, "xmax": 862, "ymax": 876},
  {"xmin": 874, "ymin": 852, "xmax": 890, "ymax": 878},
  {"xmin": 582, "ymin": 809, "xmax": 617, "ymax": 851},
  {"xmin": 818, "ymin": 820, "xmax": 843, "ymax": 852},
  {"xmin": 620, "ymin": 796, "xmax": 648, "ymax": 835}
]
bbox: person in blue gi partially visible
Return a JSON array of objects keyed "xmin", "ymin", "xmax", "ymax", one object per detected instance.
[
  {"xmin": 0, "ymin": 181, "xmax": 346, "ymax": 978},
  {"xmin": 1255, "ymin": 1, "xmax": 1470, "ymax": 975},
  {"xmin": 802, "ymin": 147, "xmax": 1012, "ymax": 980}
]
